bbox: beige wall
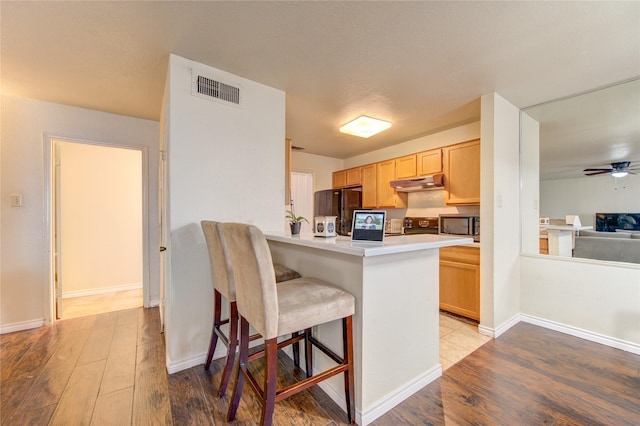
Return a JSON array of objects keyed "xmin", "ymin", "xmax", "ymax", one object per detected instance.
[
  {"xmin": 291, "ymin": 151, "xmax": 344, "ymax": 192},
  {"xmin": 0, "ymin": 95, "xmax": 159, "ymax": 332},
  {"xmin": 163, "ymin": 55, "xmax": 286, "ymax": 371},
  {"xmin": 58, "ymin": 141, "xmax": 142, "ymax": 295}
]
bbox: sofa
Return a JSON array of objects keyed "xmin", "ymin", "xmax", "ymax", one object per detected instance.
[{"xmin": 573, "ymin": 230, "xmax": 640, "ymax": 264}]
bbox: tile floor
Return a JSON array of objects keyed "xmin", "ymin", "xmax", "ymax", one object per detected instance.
[
  {"xmin": 61, "ymin": 288, "xmax": 143, "ymax": 319},
  {"xmin": 439, "ymin": 312, "xmax": 491, "ymax": 370}
]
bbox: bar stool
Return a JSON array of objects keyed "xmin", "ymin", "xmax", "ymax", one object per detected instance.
[
  {"xmin": 219, "ymin": 222, "xmax": 355, "ymax": 426},
  {"xmin": 200, "ymin": 221, "xmax": 301, "ymax": 397}
]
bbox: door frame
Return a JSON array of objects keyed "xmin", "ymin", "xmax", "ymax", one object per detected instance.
[{"xmin": 43, "ymin": 133, "xmax": 150, "ymax": 324}]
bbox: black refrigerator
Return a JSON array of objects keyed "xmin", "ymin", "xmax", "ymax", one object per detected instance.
[{"xmin": 314, "ymin": 188, "xmax": 362, "ymax": 236}]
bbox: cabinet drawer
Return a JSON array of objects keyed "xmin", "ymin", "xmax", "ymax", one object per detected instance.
[{"xmin": 440, "ymin": 246, "xmax": 479, "ymax": 264}]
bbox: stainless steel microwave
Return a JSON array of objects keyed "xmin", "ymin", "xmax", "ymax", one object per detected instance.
[{"xmin": 439, "ymin": 214, "xmax": 480, "ymax": 242}]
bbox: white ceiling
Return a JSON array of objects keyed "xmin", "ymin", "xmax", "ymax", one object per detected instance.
[{"xmin": 2, "ymin": 1, "xmax": 639, "ymax": 165}]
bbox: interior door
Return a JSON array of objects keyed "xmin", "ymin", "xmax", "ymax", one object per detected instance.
[{"xmin": 54, "ymin": 143, "xmax": 63, "ymax": 319}]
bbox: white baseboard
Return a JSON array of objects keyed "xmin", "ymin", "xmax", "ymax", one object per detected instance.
[
  {"xmin": 167, "ymin": 346, "xmax": 227, "ymax": 374},
  {"xmin": 478, "ymin": 313, "xmax": 522, "ymax": 338},
  {"xmin": 0, "ymin": 318, "xmax": 44, "ymax": 334},
  {"xmin": 62, "ymin": 282, "xmax": 142, "ymax": 299},
  {"xmin": 317, "ymin": 364, "xmax": 442, "ymax": 426},
  {"xmin": 520, "ymin": 314, "xmax": 640, "ymax": 355},
  {"xmin": 149, "ymin": 298, "xmax": 160, "ymax": 307}
]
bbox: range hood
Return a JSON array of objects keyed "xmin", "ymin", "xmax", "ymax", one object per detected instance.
[{"xmin": 390, "ymin": 173, "xmax": 445, "ymax": 192}]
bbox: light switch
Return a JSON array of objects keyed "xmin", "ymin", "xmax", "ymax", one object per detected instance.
[
  {"xmin": 10, "ymin": 194, "xmax": 23, "ymax": 207},
  {"xmin": 496, "ymin": 194, "xmax": 503, "ymax": 207}
]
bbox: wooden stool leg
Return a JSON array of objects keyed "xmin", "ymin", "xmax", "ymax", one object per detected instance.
[
  {"xmin": 204, "ymin": 290, "xmax": 223, "ymax": 370},
  {"xmin": 292, "ymin": 332, "xmax": 300, "ymax": 368},
  {"xmin": 261, "ymin": 338, "xmax": 278, "ymax": 426},
  {"xmin": 218, "ymin": 300, "xmax": 238, "ymax": 397},
  {"xmin": 343, "ymin": 316, "xmax": 355, "ymax": 424},
  {"xmin": 304, "ymin": 327, "xmax": 313, "ymax": 378},
  {"xmin": 227, "ymin": 316, "xmax": 249, "ymax": 421}
]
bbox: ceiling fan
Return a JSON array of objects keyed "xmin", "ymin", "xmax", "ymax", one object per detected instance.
[{"xmin": 583, "ymin": 161, "xmax": 640, "ymax": 177}]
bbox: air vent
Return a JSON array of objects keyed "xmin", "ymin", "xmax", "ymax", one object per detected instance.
[{"xmin": 192, "ymin": 71, "xmax": 242, "ymax": 107}]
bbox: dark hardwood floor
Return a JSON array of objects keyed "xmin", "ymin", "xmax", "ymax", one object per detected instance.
[{"xmin": 1, "ymin": 307, "xmax": 639, "ymax": 425}]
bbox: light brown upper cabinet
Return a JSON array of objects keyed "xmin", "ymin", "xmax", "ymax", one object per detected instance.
[
  {"xmin": 417, "ymin": 149, "xmax": 442, "ymax": 176},
  {"xmin": 443, "ymin": 139, "xmax": 480, "ymax": 205},
  {"xmin": 332, "ymin": 170, "xmax": 347, "ymax": 188},
  {"xmin": 333, "ymin": 167, "xmax": 362, "ymax": 188},
  {"xmin": 345, "ymin": 167, "xmax": 362, "ymax": 187},
  {"xmin": 395, "ymin": 154, "xmax": 417, "ymax": 179},
  {"xmin": 376, "ymin": 160, "xmax": 407, "ymax": 208},
  {"xmin": 361, "ymin": 164, "xmax": 377, "ymax": 208}
]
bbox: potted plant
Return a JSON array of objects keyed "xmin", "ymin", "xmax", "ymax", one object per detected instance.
[{"xmin": 286, "ymin": 201, "xmax": 308, "ymax": 235}]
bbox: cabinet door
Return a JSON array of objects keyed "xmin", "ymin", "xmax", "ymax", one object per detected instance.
[
  {"xmin": 439, "ymin": 260, "xmax": 480, "ymax": 321},
  {"xmin": 346, "ymin": 167, "xmax": 362, "ymax": 186},
  {"xmin": 417, "ymin": 149, "xmax": 442, "ymax": 175},
  {"xmin": 444, "ymin": 139, "xmax": 480, "ymax": 205},
  {"xmin": 361, "ymin": 164, "xmax": 377, "ymax": 208},
  {"xmin": 395, "ymin": 155, "xmax": 417, "ymax": 179},
  {"xmin": 332, "ymin": 170, "xmax": 346, "ymax": 189},
  {"xmin": 376, "ymin": 160, "xmax": 397, "ymax": 207}
]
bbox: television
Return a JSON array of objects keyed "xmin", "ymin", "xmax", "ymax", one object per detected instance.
[{"xmin": 595, "ymin": 213, "xmax": 640, "ymax": 232}]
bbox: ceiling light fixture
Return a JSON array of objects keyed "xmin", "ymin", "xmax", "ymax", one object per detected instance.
[
  {"xmin": 339, "ymin": 116, "xmax": 391, "ymax": 138},
  {"xmin": 612, "ymin": 171, "xmax": 628, "ymax": 178}
]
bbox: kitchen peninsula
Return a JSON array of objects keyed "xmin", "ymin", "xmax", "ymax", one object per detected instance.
[{"xmin": 266, "ymin": 232, "xmax": 473, "ymax": 425}]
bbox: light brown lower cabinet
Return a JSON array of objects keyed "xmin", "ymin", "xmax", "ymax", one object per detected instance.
[
  {"xmin": 539, "ymin": 237, "xmax": 549, "ymax": 254},
  {"xmin": 439, "ymin": 246, "xmax": 480, "ymax": 321}
]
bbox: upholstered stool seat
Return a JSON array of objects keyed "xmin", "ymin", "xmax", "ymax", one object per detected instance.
[
  {"xmin": 275, "ymin": 278, "xmax": 354, "ymax": 336},
  {"xmin": 219, "ymin": 222, "xmax": 356, "ymax": 426},
  {"xmin": 200, "ymin": 220, "xmax": 302, "ymax": 398},
  {"xmin": 273, "ymin": 262, "xmax": 301, "ymax": 282}
]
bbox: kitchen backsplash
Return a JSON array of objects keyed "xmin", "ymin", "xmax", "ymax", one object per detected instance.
[
  {"xmin": 370, "ymin": 190, "xmax": 480, "ymax": 221},
  {"xmin": 407, "ymin": 190, "xmax": 480, "ymax": 216}
]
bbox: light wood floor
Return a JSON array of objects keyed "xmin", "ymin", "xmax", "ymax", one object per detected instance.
[
  {"xmin": 61, "ymin": 288, "xmax": 143, "ymax": 319},
  {"xmin": 2, "ymin": 307, "xmax": 639, "ymax": 425}
]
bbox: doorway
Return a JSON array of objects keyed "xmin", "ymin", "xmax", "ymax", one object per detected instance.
[{"xmin": 51, "ymin": 139, "xmax": 145, "ymax": 320}]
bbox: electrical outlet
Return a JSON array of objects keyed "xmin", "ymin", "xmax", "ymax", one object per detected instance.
[{"xmin": 10, "ymin": 194, "xmax": 23, "ymax": 207}]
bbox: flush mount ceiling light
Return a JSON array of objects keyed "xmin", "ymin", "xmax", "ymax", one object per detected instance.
[{"xmin": 339, "ymin": 116, "xmax": 391, "ymax": 138}]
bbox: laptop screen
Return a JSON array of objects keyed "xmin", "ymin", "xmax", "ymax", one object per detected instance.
[{"xmin": 351, "ymin": 210, "xmax": 386, "ymax": 242}]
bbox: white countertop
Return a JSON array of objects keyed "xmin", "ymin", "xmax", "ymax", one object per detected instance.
[
  {"xmin": 540, "ymin": 225, "xmax": 593, "ymax": 231},
  {"xmin": 265, "ymin": 232, "xmax": 474, "ymax": 257}
]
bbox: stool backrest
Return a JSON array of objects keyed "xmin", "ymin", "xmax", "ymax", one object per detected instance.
[
  {"xmin": 219, "ymin": 223, "xmax": 279, "ymax": 339},
  {"xmin": 201, "ymin": 220, "xmax": 235, "ymax": 300}
]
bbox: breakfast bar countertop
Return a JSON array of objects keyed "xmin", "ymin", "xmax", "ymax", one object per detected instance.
[{"xmin": 264, "ymin": 232, "xmax": 473, "ymax": 257}]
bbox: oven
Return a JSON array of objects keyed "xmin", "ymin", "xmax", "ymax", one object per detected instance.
[{"xmin": 403, "ymin": 217, "xmax": 439, "ymax": 235}]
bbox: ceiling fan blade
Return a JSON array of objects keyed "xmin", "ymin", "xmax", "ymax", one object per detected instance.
[
  {"xmin": 584, "ymin": 170, "xmax": 612, "ymax": 176},
  {"xmin": 583, "ymin": 168, "xmax": 613, "ymax": 172}
]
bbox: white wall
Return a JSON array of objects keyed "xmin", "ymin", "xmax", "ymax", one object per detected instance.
[
  {"xmin": 0, "ymin": 95, "xmax": 159, "ymax": 331},
  {"xmin": 521, "ymin": 256, "xmax": 640, "ymax": 347},
  {"xmin": 480, "ymin": 93, "xmax": 521, "ymax": 334},
  {"xmin": 163, "ymin": 54, "xmax": 285, "ymax": 371},
  {"xmin": 541, "ymin": 174, "xmax": 640, "ymax": 227},
  {"xmin": 292, "ymin": 151, "xmax": 344, "ymax": 192},
  {"xmin": 519, "ymin": 98, "xmax": 640, "ymax": 351},
  {"xmin": 58, "ymin": 142, "xmax": 142, "ymax": 295},
  {"xmin": 520, "ymin": 113, "xmax": 541, "ymax": 254}
]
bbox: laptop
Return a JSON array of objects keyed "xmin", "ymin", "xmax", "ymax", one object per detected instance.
[{"xmin": 351, "ymin": 210, "xmax": 386, "ymax": 243}]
